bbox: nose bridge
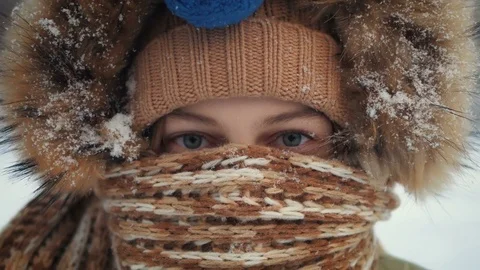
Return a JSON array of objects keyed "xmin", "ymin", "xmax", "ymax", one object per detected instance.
[{"xmin": 225, "ymin": 126, "xmax": 257, "ymax": 146}]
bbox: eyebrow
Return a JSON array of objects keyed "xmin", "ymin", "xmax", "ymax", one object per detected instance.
[
  {"xmin": 262, "ymin": 107, "xmax": 324, "ymax": 126},
  {"xmin": 168, "ymin": 109, "xmax": 219, "ymax": 126}
]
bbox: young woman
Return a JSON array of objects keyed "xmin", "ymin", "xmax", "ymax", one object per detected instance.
[{"xmin": 0, "ymin": 0, "xmax": 476, "ymax": 269}]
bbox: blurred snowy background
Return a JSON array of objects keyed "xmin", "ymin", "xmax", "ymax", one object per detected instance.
[{"xmin": 0, "ymin": 1, "xmax": 479, "ymax": 269}]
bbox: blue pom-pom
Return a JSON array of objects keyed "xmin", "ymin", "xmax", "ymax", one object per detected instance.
[{"xmin": 165, "ymin": 0, "xmax": 264, "ymax": 29}]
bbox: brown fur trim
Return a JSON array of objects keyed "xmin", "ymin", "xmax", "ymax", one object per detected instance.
[
  {"xmin": 0, "ymin": 0, "xmax": 477, "ymax": 196},
  {"xmin": 306, "ymin": 0, "xmax": 478, "ymax": 195},
  {"xmin": 0, "ymin": 0, "xmax": 154, "ymax": 194}
]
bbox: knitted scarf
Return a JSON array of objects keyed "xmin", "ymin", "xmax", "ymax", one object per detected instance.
[{"xmin": 0, "ymin": 145, "xmax": 398, "ymax": 269}]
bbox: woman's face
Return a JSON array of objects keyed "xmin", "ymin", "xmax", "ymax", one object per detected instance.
[{"xmin": 151, "ymin": 97, "xmax": 333, "ymax": 158}]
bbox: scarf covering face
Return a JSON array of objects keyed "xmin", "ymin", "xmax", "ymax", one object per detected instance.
[{"xmin": 0, "ymin": 145, "xmax": 398, "ymax": 269}]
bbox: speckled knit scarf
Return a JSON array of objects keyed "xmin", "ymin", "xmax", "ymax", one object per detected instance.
[{"xmin": 0, "ymin": 145, "xmax": 398, "ymax": 269}]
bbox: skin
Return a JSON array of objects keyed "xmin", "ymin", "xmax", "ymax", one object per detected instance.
[{"xmin": 151, "ymin": 97, "xmax": 333, "ymax": 158}]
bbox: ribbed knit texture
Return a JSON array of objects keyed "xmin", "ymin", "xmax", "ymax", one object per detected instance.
[
  {"xmin": 98, "ymin": 145, "xmax": 397, "ymax": 269},
  {"xmin": 132, "ymin": 0, "xmax": 346, "ymax": 129}
]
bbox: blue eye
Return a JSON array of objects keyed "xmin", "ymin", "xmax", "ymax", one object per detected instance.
[
  {"xmin": 280, "ymin": 132, "xmax": 309, "ymax": 147},
  {"xmin": 177, "ymin": 134, "xmax": 205, "ymax": 149}
]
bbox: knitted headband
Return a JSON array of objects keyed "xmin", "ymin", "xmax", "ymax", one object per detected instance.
[{"xmin": 132, "ymin": 0, "xmax": 345, "ymax": 130}]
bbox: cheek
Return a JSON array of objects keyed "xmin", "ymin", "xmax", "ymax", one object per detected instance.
[{"xmin": 312, "ymin": 139, "xmax": 333, "ymax": 158}]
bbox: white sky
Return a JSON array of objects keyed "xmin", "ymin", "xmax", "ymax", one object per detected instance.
[{"xmin": 0, "ymin": 151, "xmax": 479, "ymax": 269}]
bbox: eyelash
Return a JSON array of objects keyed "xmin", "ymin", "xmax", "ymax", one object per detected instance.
[
  {"xmin": 162, "ymin": 131, "xmax": 222, "ymax": 148},
  {"xmin": 162, "ymin": 129, "xmax": 317, "ymax": 151},
  {"xmin": 271, "ymin": 129, "xmax": 316, "ymax": 142}
]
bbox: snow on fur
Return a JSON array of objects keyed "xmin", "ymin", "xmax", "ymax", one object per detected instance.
[
  {"xmin": 0, "ymin": 0, "xmax": 149, "ymax": 193},
  {"xmin": 102, "ymin": 114, "xmax": 139, "ymax": 160},
  {"xmin": 0, "ymin": 0, "xmax": 477, "ymax": 196}
]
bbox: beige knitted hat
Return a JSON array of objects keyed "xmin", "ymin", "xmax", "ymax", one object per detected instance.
[{"xmin": 132, "ymin": 0, "xmax": 346, "ymax": 130}]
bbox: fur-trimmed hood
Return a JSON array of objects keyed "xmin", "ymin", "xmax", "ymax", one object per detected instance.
[{"xmin": 0, "ymin": 0, "xmax": 478, "ymax": 196}]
